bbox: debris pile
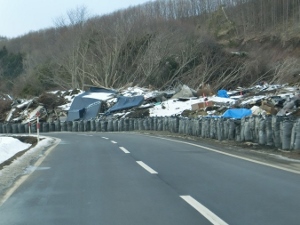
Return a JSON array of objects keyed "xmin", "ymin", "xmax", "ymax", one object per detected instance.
[{"xmin": 1, "ymin": 83, "xmax": 300, "ymax": 123}]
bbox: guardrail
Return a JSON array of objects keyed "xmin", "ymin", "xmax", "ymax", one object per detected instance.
[{"xmin": 1, "ymin": 116, "xmax": 299, "ymax": 151}]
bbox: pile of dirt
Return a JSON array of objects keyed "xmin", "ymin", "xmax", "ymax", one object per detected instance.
[{"xmin": 14, "ymin": 136, "xmax": 38, "ymax": 145}]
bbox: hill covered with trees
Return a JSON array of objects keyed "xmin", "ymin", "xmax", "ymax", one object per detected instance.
[{"xmin": 1, "ymin": 0, "xmax": 300, "ymax": 97}]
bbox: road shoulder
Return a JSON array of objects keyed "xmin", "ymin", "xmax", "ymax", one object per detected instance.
[{"xmin": 140, "ymin": 131, "xmax": 300, "ymax": 173}]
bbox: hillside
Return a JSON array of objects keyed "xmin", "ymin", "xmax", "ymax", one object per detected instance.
[{"xmin": 0, "ymin": 0, "xmax": 300, "ymax": 98}]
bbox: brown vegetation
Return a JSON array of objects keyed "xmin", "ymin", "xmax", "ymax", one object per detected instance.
[
  {"xmin": 0, "ymin": 99, "xmax": 12, "ymax": 121},
  {"xmin": 1, "ymin": 0, "xmax": 300, "ymax": 97},
  {"xmin": 38, "ymin": 93, "xmax": 67, "ymax": 110}
]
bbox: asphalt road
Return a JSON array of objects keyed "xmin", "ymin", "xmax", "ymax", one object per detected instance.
[{"xmin": 1, "ymin": 132, "xmax": 300, "ymax": 225}]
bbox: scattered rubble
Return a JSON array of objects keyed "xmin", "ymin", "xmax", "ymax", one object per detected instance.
[{"xmin": 1, "ymin": 83, "xmax": 300, "ymax": 123}]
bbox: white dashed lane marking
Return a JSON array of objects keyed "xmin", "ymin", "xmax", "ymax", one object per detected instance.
[
  {"xmin": 119, "ymin": 147, "xmax": 130, "ymax": 154},
  {"xmin": 100, "ymin": 135, "xmax": 228, "ymax": 224},
  {"xmin": 180, "ymin": 195, "xmax": 229, "ymax": 225},
  {"xmin": 136, "ymin": 161, "xmax": 158, "ymax": 174},
  {"xmin": 101, "ymin": 135, "xmax": 229, "ymax": 224}
]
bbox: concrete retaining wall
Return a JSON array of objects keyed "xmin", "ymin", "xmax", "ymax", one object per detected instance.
[{"xmin": 1, "ymin": 116, "xmax": 300, "ymax": 151}]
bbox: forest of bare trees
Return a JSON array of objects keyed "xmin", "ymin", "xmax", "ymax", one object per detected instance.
[{"xmin": 1, "ymin": 0, "xmax": 300, "ymax": 97}]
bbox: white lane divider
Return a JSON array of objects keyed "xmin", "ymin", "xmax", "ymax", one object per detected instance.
[
  {"xmin": 136, "ymin": 161, "xmax": 158, "ymax": 174},
  {"xmin": 180, "ymin": 195, "xmax": 229, "ymax": 225},
  {"xmin": 102, "ymin": 137, "xmax": 109, "ymax": 140},
  {"xmin": 111, "ymin": 141, "xmax": 117, "ymax": 144},
  {"xmin": 119, "ymin": 147, "xmax": 130, "ymax": 154}
]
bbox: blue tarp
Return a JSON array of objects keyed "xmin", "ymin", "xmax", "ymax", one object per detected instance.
[
  {"xmin": 67, "ymin": 87, "xmax": 116, "ymax": 121},
  {"xmin": 222, "ymin": 108, "xmax": 252, "ymax": 119},
  {"xmin": 67, "ymin": 91, "xmax": 102, "ymax": 121},
  {"xmin": 217, "ymin": 89, "xmax": 229, "ymax": 98},
  {"xmin": 106, "ymin": 95, "xmax": 144, "ymax": 115}
]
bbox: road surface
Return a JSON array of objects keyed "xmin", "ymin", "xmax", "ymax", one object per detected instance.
[{"xmin": 0, "ymin": 132, "xmax": 300, "ymax": 225}]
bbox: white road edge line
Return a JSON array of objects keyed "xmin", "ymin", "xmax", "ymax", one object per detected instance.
[
  {"xmin": 136, "ymin": 161, "xmax": 158, "ymax": 174},
  {"xmin": 119, "ymin": 147, "xmax": 130, "ymax": 154},
  {"xmin": 111, "ymin": 141, "xmax": 117, "ymax": 144},
  {"xmin": 147, "ymin": 135, "xmax": 300, "ymax": 175},
  {"xmin": 180, "ymin": 195, "xmax": 229, "ymax": 225}
]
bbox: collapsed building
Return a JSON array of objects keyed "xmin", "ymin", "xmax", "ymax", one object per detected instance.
[
  {"xmin": 1, "ymin": 83, "xmax": 300, "ymax": 150},
  {"xmin": 1, "ymin": 83, "xmax": 300, "ymax": 124}
]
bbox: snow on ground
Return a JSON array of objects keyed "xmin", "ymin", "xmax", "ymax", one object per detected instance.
[
  {"xmin": 121, "ymin": 87, "xmax": 149, "ymax": 96},
  {"xmin": 12, "ymin": 83, "xmax": 299, "ymax": 122},
  {"xmin": 0, "ymin": 135, "xmax": 55, "ymax": 166},
  {"xmin": 0, "ymin": 136, "xmax": 56, "ymax": 195},
  {"xmin": 0, "ymin": 137, "xmax": 31, "ymax": 164},
  {"xmin": 149, "ymin": 95, "xmax": 236, "ymax": 117},
  {"xmin": 150, "ymin": 98, "xmax": 196, "ymax": 117},
  {"xmin": 47, "ymin": 83, "xmax": 300, "ymax": 119},
  {"xmin": 58, "ymin": 90, "xmax": 116, "ymax": 111},
  {"xmin": 82, "ymin": 92, "xmax": 115, "ymax": 101}
]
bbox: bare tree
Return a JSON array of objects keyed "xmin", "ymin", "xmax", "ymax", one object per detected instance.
[
  {"xmin": 270, "ymin": 58, "xmax": 300, "ymax": 84},
  {"xmin": 52, "ymin": 5, "xmax": 91, "ymax": 89}
]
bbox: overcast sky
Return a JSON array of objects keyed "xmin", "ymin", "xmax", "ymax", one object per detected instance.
[{"xmin": 0, "ymin": 0, "xmax": 152, "ymax": 38}]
